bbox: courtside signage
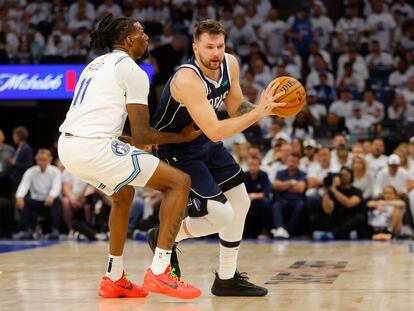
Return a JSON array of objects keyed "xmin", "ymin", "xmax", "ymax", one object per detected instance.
[{"xmin": 0, "ymin": 64, "xmax": 154, "ymax": 100}]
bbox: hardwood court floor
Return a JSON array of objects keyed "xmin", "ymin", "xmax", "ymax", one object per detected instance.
[{"xmin": 1, "ymin": 240, "xmax": 414, "ymax": 311}]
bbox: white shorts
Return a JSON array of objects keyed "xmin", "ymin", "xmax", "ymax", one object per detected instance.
[{"xmin": 58, "ymin": 134, "xmax": 160, "ymax": 196}]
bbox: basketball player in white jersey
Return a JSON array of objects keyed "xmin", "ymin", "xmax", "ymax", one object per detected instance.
[{"xmin": 58, "ymin": 14, "xmax": 203, "ymax": 299}]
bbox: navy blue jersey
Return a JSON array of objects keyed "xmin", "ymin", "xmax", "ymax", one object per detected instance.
[{"xmin": 150, "ymin": 54, "xmax": 232, "ymax": 157}]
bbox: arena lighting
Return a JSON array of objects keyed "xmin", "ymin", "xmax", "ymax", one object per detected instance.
[{"xmin": 0, "ymin": 64, "xmax": 154, "ymax": 100}]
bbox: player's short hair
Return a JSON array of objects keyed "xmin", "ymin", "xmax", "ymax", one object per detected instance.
[
  {"xmin": 193, "ymin": 19, "xmax": 226, "ymax": 42},
  {"xmin": 90, "ymin": 13, "xmax": 137, "ymax": 51}
]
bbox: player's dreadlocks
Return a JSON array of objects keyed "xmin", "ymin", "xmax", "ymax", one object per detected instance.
[{"xmin": 90, "ymin": 13, "xmax": 136, "ymax": 51}]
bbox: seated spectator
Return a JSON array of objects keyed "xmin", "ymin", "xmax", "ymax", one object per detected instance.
[
  {"xmin": 310, "ymin": 3, "xmax": 334, "ymax": 51},
  {"xmin": 367, "ymin": 185, "xmax": 405, "ymax": 240},
  {"xmin": 307, "ymin": 89, "xmax": 327, "ymax": 123},
  {"xmin": 329, "ymin": 88, "xmax": 354, "ymax": 119},
  {"xmin": 360, "ymin": 89, "xmax": 384, "ymax": 123},
  {"xmin": 308, "ymin": 42, "xmax": 332, "ymax": 71},
  {"xmin": 306, "ymin": 53, "xmax": 334, "ymax": 90},
  {"xmin": 300, "ymin": 138, "xmax": 318, "ymax": 173},
  {"xmin": 335, "ymin": 5, "xmax": 364, "ymax": 48},
  {"xmin": 363, "ymin": 140, "xmax": 373, "ymax": 155},
  {"xmin": 8, "ymin": 126, "xmax": 33, "ymax": 190},
  {"xmin": 330, "ymin": 144, "xmax": 351, "ymax": 172},
  {"xmin": 337, "ymin": 62, "xmax": 365, "ymax": 94},
  {"xmin": 398, "ymin": 76, "xmax": 414, "ymax": 107},
  {"xmin": 277, "ymin": 51, "xmax": 301, "ymax": 79},
  {"xmin": 68, "ymin": 0, "xmax": 95, "ymax": 23},
  {"xmin": 67, "ymin": 7, "xmax": 92, "ymax": 36},
  {"xmin": 228, "ymin": 14, "xmax": 257, "ymax": 63},
  {"xmin": 271, "ymin": 153, "xmax": 307, "ymax": 239},
  {"xmin": 388, "ymin": 92, "xmax": 414, "ymax": 122},
  {"xmin": 306, "ymin": 146, "xmax": 332, "ymax": 198},
  {"xmin": 314, "ymin": 71, "xmax": 337, "ymax": 107},
  {"xmin": 310, "ymin": 167, "xmax": 365, "ymax": 240},
  {"xmin": 337, "ymin": 43, "xmax": 369, "ymax": 80},
  {"xmin": 352, "ymin": 154, "xmax": 373, "ymax": 199},
  {"xmin": 14, "ymin": 149, "xmax": 62, "ymax": 240},
  {"xmin": 260, "ymin": 8, "xmax": 287, "ymax": 65},
  {"xmin": 345, "ymin": 101, "xmax": 375, "ymax": 140},
  {"xmin": 365, "ymin": 138, "xmax": 388, "ymax": 177},
  {"xmin": 389, "ymin": 59, "xmax": 414, "ymax": 88},
  {"xmin": 244, "ymin": 157, "xmax": 272, "ymax": 238},
  {"xmin": 262, "ymin": 140, "xmax": 291, "ymax": 181},
  {"xmin": 374, "ymin": 154, "xmax": 408, "ymax": 198},
  {"xmin": 352, "ymin": 142, "xmax": 365, "ymax": 156},
  {"xmin": 61, "ymin": 169, "xmax": 89, "ymax": 238},
  {"xmin": 289, "ymin": 110, "xmax": 315, "ymax": 140},
  {"xmin": 365, "ymin": 39, "xmax": 394, "ymax": 71},
  {"xmin": 97, "ymin": 0, "xmax": 122, "ymax": 19}
]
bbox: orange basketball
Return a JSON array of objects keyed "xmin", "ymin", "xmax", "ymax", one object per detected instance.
[{"xmin": 271, "ymin": 76, "xmax": 306, "ymax": 117}]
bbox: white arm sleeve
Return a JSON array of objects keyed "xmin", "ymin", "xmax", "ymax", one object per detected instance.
[{"xmin": 115, "ymin": 58, "xmax": 149, "ymax": 105}]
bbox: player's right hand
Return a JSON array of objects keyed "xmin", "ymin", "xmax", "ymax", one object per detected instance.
[
  {"xmin": 257, "ymin": 80, "xmax": 286, "ymax": 117},
  {"xmin": 180, "ymin": 122, "xmax": 202, "ymax": 142}
]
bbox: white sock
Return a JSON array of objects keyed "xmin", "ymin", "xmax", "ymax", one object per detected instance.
[
  {"xmin": 150, "ymin": 247, "xmax": 172, "ymax": 275},
  {"xmin": 218, "ymin": 243, "xmax": 239, "ymax": 280},
  {"xmin": 105, "ymin": 254, "xmax": 123, "ymax": 281}
]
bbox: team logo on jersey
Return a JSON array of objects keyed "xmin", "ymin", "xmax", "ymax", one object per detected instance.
[{"xmin": 111, "ymin": 140, "xmax": 130, "ymax": 156}]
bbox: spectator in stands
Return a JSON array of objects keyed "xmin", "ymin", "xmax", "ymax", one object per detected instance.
[
  {"xmin": 388, "ymin": 92, "xmax": 414, "ymax": 122},
  {"xmin": 15, "ymin": 149, "xmax": 61, "ymax": 240},
  {"xmin": 365, "ymin": 39, "xmax": 394, "ymax": 71},
  {"xmin": 337, "ymin": 62, "xmax": 365, "ymax": 93},
  {"xmin": 286, "ymin": 5, "xmax": 312, "ymax": 62},
  {"xmin": 228, "ymin": 14, "xmax": 257, "ymax": 63},
  {"xmin": 25, "ymin": 0, "xmax": 50, "ymax": 26},
  {"xmin": 398, "ymin": 20, "xmax": 414, "ymax": 50},
  {"xmin": 271, "ymin": 153, "xmax": 307, "ymax": 239},
  {"xmin": 389, "ymin": 59, "xmax": 414, "ymax": 88},
  {"xmin": 365, "ymin": 138, "xmax": 388, "ymax": 178},
  {"xmin": 398, "ymin": 76, "xmax": 414, "ymax": 106},
  {"xmin": 262, "ymin": 139, "xmax": 292, "ymax": 182},
  {"xmin": 0, "ymin": 129, "xmax": 14, "ymax": 197},
  {"xmin": 307, "ymin": 88, "xmax": 327, "ymax": 123},
  {"xmin": 346, "ymin": 101, "xmax": 375, "ymax": 140},
  {"xmin": 252, "ymin": 57, "xmax": 273, "ymax": 89},
  {"xmin": 68, "ymin": 7, "xmax": 92, "ymax": 36},
  {"xmin": 311, "ymin": 2, "xmax": 334, "ymax": 51},
  {"xmin": 335, "ymin": 5, "xmax": 365, "ymax": 48},
  {"xmin": 408, "ymin": 136, "xmax": 414, "ymax": 169},
  {"xmin": 306, "ymin": 146, "xmax": 331, "ymax": 198},
  {"xmin": 289, "ymin": 109, "xmax": 315, "ymax": 140},
  {"xmin": 311, "ymin": 166, "xmax": 365, "ymax": 240},
  {"xmin": 44, "ymin": 30, "xmax": 73, "ymax": 57},
  {"xmin": 394, "ymin": 147, "xmax": 409, "ymax": 171},
  {"xmin": 61, "ymin": 169, "xmax": 89, "ymax": 238},
  {"xmin": 244, "ymin": 157, "xmax": 272, "ymax": 238},
  {"xmin": 314, "ymin": 71, "xmax": 337, "ymax": 107},
  {"xmin": 361, "ymin": 89, "xmax": 384, "ymax": 123},
  {"xmin": 352, "ymin": 154, "xmax": 373, "ymax": 199},
  {"xmin": 308, "ymin": 41, "xmax": 332, "ymax": 72},
  {"xmin": 329, "ymin": 88, "xmax": 354, "ymax": 118},
  {"xmin": 97, "ymin": 0, "xmax": 122, "ymax": 19},
  {"xmin": 300, "ymin": 138, "xmax": 318, "ymax": 172},
  {"xmin": 363, "ymin": 140, "xmax": 373, "ymax": 155},
  {"xmin": 306, "ymin": 53, "xmax": 334, "ymax": 90},
  {"xmin": 8, "ymin": 126, "xmax": 33, "ymax": 189},
  {"xmin": 68, "ymin": 0, "xmax": 95, "ymax": 23},
  {"xmin": 367, "ymin": 185, "xmax": 405, "ymax": 240},
  {"xmin": 260, "ymin": 8, "xmax": 286, "ymax": 65},
  {"xmin": 365, "ymin": 0, "xmax": 396, "ymax": 52},
  {"xmin": 374, "ymin": 154, "xmax": 408, "ymax": 198}
]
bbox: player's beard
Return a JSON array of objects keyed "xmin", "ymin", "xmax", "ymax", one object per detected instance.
[
  {"xmin": 198, "ymin": 54, "xmax": 223, "ymax": 70},
  {"xmin": 141, "ymin": 46, "xmax": 149, "ymax": 59}
]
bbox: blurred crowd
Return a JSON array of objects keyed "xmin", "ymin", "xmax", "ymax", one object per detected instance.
[{"xmin": 1, "ymin": 0, "xmax": 414, "ymax": 241}]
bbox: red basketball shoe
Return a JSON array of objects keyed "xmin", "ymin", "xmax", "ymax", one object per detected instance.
[
  {"xmin": 99, "ymin": 272, "xmax": 148, "ymax": 298},
  {"xmin": 142, "ymin": 265, "xmax": 201, "ymax": 299}
]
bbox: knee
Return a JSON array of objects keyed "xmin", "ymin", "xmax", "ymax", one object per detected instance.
[
  {"xmin": 207, "ymin": 199, "xmax": 234, "ymax": 229},
  {"xmin": 112, "ymin": 186, "xmax": 135, "ymax": 209}
]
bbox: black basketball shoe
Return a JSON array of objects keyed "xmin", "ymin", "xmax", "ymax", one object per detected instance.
[
  {"xmin": 211, "ymin": 270, "xmax": 268, "ymax": 296},
  {"xmin": 146, "ymin": 227, "xmax": 181, "ymax": 277}
]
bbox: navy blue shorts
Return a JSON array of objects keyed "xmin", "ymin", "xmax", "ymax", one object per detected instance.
[{"xmin": 156, "ymin": 141, "xmax": 244, "ymax": 200}]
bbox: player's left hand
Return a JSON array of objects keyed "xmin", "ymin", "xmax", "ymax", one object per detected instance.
[{"xmin": 180, "ymin": 122, "xmax": 202, "ymax": 142}]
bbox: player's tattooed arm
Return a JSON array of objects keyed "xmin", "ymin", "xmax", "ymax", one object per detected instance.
[{"xmin": 236, "ymin": 101, "xmax": 257, "ymax": 116}]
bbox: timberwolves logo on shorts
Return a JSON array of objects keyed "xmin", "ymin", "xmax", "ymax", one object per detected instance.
[{"xmin": 111, "ymin": 140, "xmax": 130, "ymax": 157}]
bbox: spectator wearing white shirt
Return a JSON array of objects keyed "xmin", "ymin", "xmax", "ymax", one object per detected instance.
[
  {"xmin": 308, "ymin": 41, "xmax": 331, "ymax": 71},
  {"xmin": 306, "ymin": 53, "xmax": 334, "ymax": 90},
  {"xmin": 306, "ymin": 146, "xmax": 331, "ymax": 198},
  {"xmin": 365, "ymin": 39, "xmax": 394, "ymax": 71},
  {"xmin": 335, "ymin": 5, "xmax": 365, "ymax": 48},
  {"xmin": 360, "ymin": 89, "xmax": 384, "ymax": 123},
  {"xmin": 388, "ymin": 92, "xmax": 414, "ymax": 122},
  {"xmin": 365, "ymin": 138, "xmax": 388, "ymax": 178},
  {"xmin": 97, "ymin": 0, "xmax": 122, "ymax": 19},
  {"xmin": 391, "ymin": 0, "xmax": 414, "ymax": 21},
  {"xmin": 346, "ymin": 101, "xmax": 375, "ymax": 140},
  {"xmin": 373, "ymin": 154, "xmax": 408, "ymax": 198},
  {"xmin": 62, "ymin": 169, "xmax": 89, "ymax": 237},
  {"xmin": 352, "ymin": 154, "xmax": 373, "ymax": 199},
  {"xmin": 329, "ymin": 88, "xmax": 354, "ymax": 119},
  {"xmin": 245, "ymin": 3, "xmax": 264, "ymax": 31},
  {"xmin": 146, "ymin": 0, "xmax": 170, "ymax": 24},
  {"xmin": 389, "ymin": 59, "xmax": 414, "ymax": 88},
  {"xmin": 311, "ymin": 2, "xmax": 334, "ymax": 50},
  {"xmin": 67, "ymin": 7, "xmax": 92, "ymax": 36},
  {"xmin": 300, "ymin": 138, "xmax": 318, "ymax": 173},
  {"xmin": 408, "ymin": 137, "xmax": 414, "ymax": 170},
  {"xmin": 306, "ymin": 88, "xmax": 326, "ymax": 122},
  {"xmin": 260, "ymin": 8, "xmax": 287, "ymax": 65},
  {"xmin": 219, "ymin": 6, "xmax": 234, "ymax": 33},
  {"xmin": 261, "ymin": 140, "xmax": 291, "ymax": 181},
  {"xmin": 337, "ymin": 62, "xmax": 365, "ymax": 93},
  {"xmin": 365, "ymin": 0, "xmax": 396, "ymax": 51},
  {"xmin": 15, "ymin": 149, "xmax": 62, "ymax": 240},
  {"xmin": 68, "ymin": 0, "xmax": 95, "ymax": 23},
  {"xmin": 228, "ymin": 14, "xmax": 257, "ymax": 63},
  {"xmin": 44, "ymin": 30, "xmax": 73, "ymax": 57},
  {"xmin": 252, "ymin": 57, "xmax": 273, "ymax": 89},
  {"xmin": 398, "ymin": 22, "xmax": 414, "ymax": 50},
  {"xmin": 278, "ymin": 51, "xmax": 301, "ymax": 79},
  {"xmin": 337, "ymin": 44, "xmax": 369, "ymax": 80},
  {"xmin": 398, "ymin": 76, "xmax": 414, "ymax": 107},
  {"xmin": 25, "ymin": 0, "xmax": 50, "ymax": 25}
]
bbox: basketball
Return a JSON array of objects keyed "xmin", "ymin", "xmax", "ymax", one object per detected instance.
[{"xmin": 271, "ymin": 76, "xmax": 306, "ymax": 117}]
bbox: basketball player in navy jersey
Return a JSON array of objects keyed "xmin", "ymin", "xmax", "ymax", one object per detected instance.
[{"xmin": 148, "ymin": 19, "xmax": 285, "ymax": 296}]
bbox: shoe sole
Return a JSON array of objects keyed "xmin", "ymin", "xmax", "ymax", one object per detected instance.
[
  {"xmin": 142, "ymin": 283, "xmax": 201, "ymax": 299},
  {"xmin": 98, "ymin": 289, "xmax": 148, "ymax": 298},
  {"xmin": 211, "ymin": 288, "xmax": 268, "ymax": 297}
]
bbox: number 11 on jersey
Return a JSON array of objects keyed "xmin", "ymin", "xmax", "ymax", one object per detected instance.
[{"xmin": 72, "ymin": 77, "xmax": 92, "ymax": 107}]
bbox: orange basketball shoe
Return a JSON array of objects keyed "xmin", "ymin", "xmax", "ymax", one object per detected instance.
[
  {"xmin": 142, "ymin": 265, "xmax": 201, "ymax": 299},
  {"xmin": 99, "ymin": 272, "xmax": 148, "ymax": 298}
]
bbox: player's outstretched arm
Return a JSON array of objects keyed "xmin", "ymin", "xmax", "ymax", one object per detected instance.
[{"xmin": 171, "ymin": 68, "xmax": 284, "ymax": 142}]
